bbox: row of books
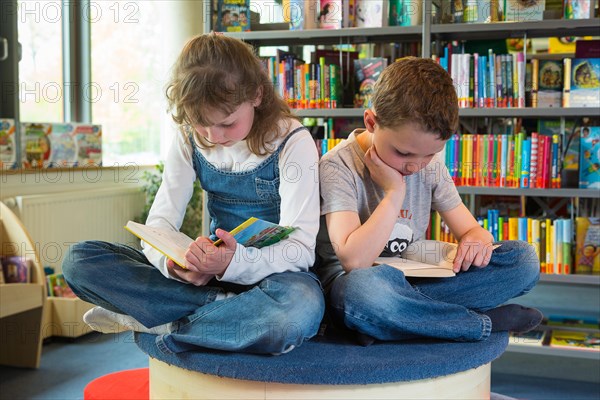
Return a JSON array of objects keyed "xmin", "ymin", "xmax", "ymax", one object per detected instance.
[
  {"xmin": 0, "ymin": 119, "xmax": 103, "ymax": 170},
  {"xmin": 427, "ymin": 214, "xmax": 599, "ymax": 276},
  {"xmin": 444, "ymin": 127, "xmax": 600, "ymax": 190},
  {"xmin": 0, "ymin": 256, "xmax": 30, "ymax": 284},
  {"xmin": 510, "ymin": 315, "xmax": 599, "ymax": 352},
  {"xmin": 437, "ymin": 50, "xmax": 600, "ymax": 109},
  {"xmin": 263, "ymin": 55, "xmax": 341, "ymax": 109}
]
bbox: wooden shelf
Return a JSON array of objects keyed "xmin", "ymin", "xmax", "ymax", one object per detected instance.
[{"xmin": 0, "ymin": 284, "xmax": 44, "ymax": 319}]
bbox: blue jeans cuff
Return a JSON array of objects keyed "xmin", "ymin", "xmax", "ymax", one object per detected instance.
[{"xmin": 476, "ymin": 312, "xmax": 492, "ymax": 340}]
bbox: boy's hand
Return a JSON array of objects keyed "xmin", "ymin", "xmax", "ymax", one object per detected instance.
[
  {"xmin": 453, "ymin": 226, "xmax": 495, "ymax": 273},
  {"xmin": 364, "ymin": 144, "xmax": 406, "ymax": 199},
  {"xmin": 166, "ymin": 259, "xmax": 214, "ymax": 286},
  {"xmin": 184, "ymin": 229, "xmax": 237, "ymax": 276}
]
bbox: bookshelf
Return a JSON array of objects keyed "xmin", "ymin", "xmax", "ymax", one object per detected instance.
[
  {"xmin": 218, "ymin": 3, "xmax": 600, "ymax": 364},
  {"xmin": 0, "ymin": 201, "xmax": 46, "ymax": 368}
]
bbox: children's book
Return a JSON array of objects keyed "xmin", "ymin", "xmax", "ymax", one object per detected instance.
[
  {"xmin": 374, "ymin": 240, "xmax": 503, "ymax": 278},
  {"xmin": 125, "ymin": 218, "xmax": 295, "ymax": 269},
  {"xmin": 0, "ymin": 119, "xmax": 17, "ymax": 170},
  {"xmin": 215, "ymin": 0, "xmax": 250, "ymax": 32},
  {"xmin": 353, "ymin": 58, "xmax": 388, "ymax": 108},
  {"xmin": 547, "ymin": 315, "xmax": 600, "ymax": 351},
  {"xmin": 355, "ymin": 0, "xmax": 388, "ymax": 27},
  {"xmin": 575, "ymin": 217, "xmax": 600, "ymax": 274},
  {"xmin": 48, "ymin": 123, "xmax": 78, "ymax": 168},
  {"xmin": 374, "ymin": 240, "xmax": 458, "ymax": 278},
  {"xmin": 569, "ymin": 58, "xmax": 600, "ymax": 108},
  {"xmin": 509, "ymin": 329, "xmax": 548, "ymax": 347},
  {"xmin": 73, "ymin": 124, "xmax": 102, "ymax": 167},
  {"xmin": 21, "ymin": 123, "xmax": 52, "ymax": 169},
  {"xmin": 0, "ymin": 256, "xmax": 30, "ymax": 283},
  {"xmin": 579, "ymin": 126, "xmax": 600, "ymax": 189},
  {"xmin": 538, "ymin": 60, "xmax": 563, "ymax": 108},
  {"xmin": 503, "ymin": 0, "xmax": 545, "ymax": 22}
]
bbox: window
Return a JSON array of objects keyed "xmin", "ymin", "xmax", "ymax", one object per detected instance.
[
  {"xmin": 18, "ymin": 0, "xmax": 63, "ymax": 122},
  {"xmin": 90, "ymin": 1, "xmax": 164, "ymax": 165}
]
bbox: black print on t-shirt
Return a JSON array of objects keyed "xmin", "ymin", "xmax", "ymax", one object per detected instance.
[{"xmin": 379, "ymin": 223, "xmax": 414, "ymax": 257}]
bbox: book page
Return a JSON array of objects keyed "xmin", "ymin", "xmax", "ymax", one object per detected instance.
[
  {"xmin": 402, "ymin": 240, "xmax": 458, "ymax": 269},
  {"xmin": 125, "ymin": 221, "xmax": 193, "ymax": 268},
  {"xmin": 374, "ymin": 257, "xmax": 456, "ymax": 278}
]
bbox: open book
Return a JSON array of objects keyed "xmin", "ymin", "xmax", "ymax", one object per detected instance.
[
  {"xmin": 374, "ymin": 240, "xmax": 500, "ymax": 278},
  {"xmin": 125, "ymin": 217, "xmax": 295, "ymax": 269}
]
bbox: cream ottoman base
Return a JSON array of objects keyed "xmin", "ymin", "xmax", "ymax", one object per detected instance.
[{"xmin": 149, "ymin": 357, "xmax": 491, "ymax": 400}]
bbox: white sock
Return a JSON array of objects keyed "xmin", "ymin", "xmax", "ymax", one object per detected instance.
[
  {"xmin": 214, "ymin": 291, "xmax": 237, "ymax": 301},
  {"xmin": 83, "ymin": 307, "xmax": 172, "ymax": 335}
]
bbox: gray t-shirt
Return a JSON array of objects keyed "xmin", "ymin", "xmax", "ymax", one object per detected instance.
[{"xmin": 316, "ymin": 129, "xmax": 463, "ymax": 291}]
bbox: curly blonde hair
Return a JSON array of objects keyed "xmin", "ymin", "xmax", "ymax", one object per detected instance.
[{"xmin": 166, "ymin": 33, "xmax": 296, "ymax": 155}]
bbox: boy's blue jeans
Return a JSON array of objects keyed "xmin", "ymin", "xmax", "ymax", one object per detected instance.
[
  {"xmin": 62, "ymin": 241, "xmax": 325, "ymax": 355},
  {"xmin": 329, "ymin": 240, "xmax": 540, "ymax": 342}
]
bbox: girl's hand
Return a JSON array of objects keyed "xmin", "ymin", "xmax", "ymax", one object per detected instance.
[
  {"xmin": 364, "ymin": 144, "xmax": 406, "ymax": 199},
  {"xmin": 184, "ymin": 228, "xmax": 237, "ymax": 276},
  {"xmin": 453, "ymin": 226, "xmax": 495, "ymax": 273},
  {"xmin": 166, "ymin": 259, "xmax": 214, "ymax": 286}
]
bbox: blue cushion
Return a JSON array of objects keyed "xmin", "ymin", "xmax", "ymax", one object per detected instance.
[{"xmin": 135, "ymin": 332, "xmax": 508, "ymax": 385}]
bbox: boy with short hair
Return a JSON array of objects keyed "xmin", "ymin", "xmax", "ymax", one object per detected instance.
[{"xmin": 316, "ymin": 57, "xmax": 542, "ymax": 344}]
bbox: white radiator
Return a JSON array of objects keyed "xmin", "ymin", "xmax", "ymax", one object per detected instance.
[{"xmin": 4, "ymin": 187, "xmax": 145, "ymax": 272}]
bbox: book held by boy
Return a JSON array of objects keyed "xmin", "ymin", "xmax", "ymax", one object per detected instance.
[
  {"xmin": 374, "ymin": 240, "xmax": 502, "ymax": 278},
  {"xmin": 125, "ymin": 218, "xmax": 295, "ymax": 269}
]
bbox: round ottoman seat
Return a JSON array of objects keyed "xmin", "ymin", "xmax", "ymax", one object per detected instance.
[{"xmin": 135, "ymin": 332, "xmax": 508, "ymax": 399}]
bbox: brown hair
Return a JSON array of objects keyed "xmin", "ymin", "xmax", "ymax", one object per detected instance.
[
  {"xmin": 371, "ymin": 57, "xmax": 458, "ymax": 140},
  {"xmin": 166, "ymin": 33, "xmax": 296, "ymax": 155}
]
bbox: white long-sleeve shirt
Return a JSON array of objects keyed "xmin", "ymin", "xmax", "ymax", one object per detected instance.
[{"xmin": 143, "ymin": 119, "xmax": 320, "ymax": 285}]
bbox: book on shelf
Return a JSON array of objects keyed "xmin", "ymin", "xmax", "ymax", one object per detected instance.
[
  {"xmin": 564, "ymin": 0, "xmax": 597, "ymax": 19},
  {"xmin": 0, "ymin": 119, "xmax": 17, "ymax": 170},
  {"xmin": 509, "ymin": 328, "xmax": 548, "ymax": 347},
  {"xmin": 125, "ymin": 218, "xmax": 295, "ymax": 269},
  {"xmin": 547, "ymin": 315, "xmax": 600, "ymax": 352},
  {"xmin": 46, "ymin": 273, "xmax": 76, "ymax": 298},
  {"xmin": 579, "ymin": 126, "xmax": 600, "ymax": 189},
  {"xmin": 319, "ymin": 0, "xmax": 342, "ymax": 29},
  {"xmin": 353, "ymin": 57, "xmax": 388, "ymax": 108},
  {"xmin": 575, "ymin": 217, "xmax": 600, "ymax": 275},
  {"xmin": 538, "ymin": 60, "xmax": 563, "ymax": 108},
  {"xmin": 215, "ymin": 0, "xmax": 250, "ymax": 32},
  {"xmin": 503, "ymin": 0, "xmax": 545, "ymax": 22},
  {"xmin": 567, "ymin": 58, "xmax": 600, "ymax": 108},
  {"xmin": 0, "ymin": 256, "xmax": 30, "ymax": 284},
  {"xmin": 355, "ymin": 0, "xmax": 388, "ymax": 27}
]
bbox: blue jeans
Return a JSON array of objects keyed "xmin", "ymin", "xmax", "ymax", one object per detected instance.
[
  {"xmin": 329, "ymin": 240, "xmax": 539, "ymax": 342},
  {"xmin": 62, "ymin": 240, "xmax": 325, "ymax": 355}
]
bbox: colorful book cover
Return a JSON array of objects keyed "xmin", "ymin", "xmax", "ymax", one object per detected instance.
[
  {"xmin": 389, "ymin": 0, "xmax": 422, "ymax": 26},
  {"xmin": 216, "ymin": 0, "xmax": 250, "ymax": 32},
  {"xmin": 537, "ymin": 60, "xmax": 563, "ymax": 108},
  {"xmin": 48, "ymin": 123, "xmax": 78, "ymax": 168},
  {"xmin": 575, "ymin": 217, "xmax": 600, "ymax": 275},
  {"xmin": 0, "ymin": 256, "xmax": 29, "ymax": 283},
  {"xmin": 579, "ymin": 126, "xmax": 600, "ymax": 189},
  {"xmin": 564, "ymin": 0, "xmax": 596, "ymax": 19},
  {"xmin": 73, "ymin": 124, "xmax": 102, "ymax": 167},
  {"xmin": 21, "ymin": 123, "xmax": 52, "ymax": 169},
  {"xmin": 503, "ymin": 0, "xmax": 545, "ymax": 21},
  {"xmin": 569, "ymin": 58, "xmax": 600, "ymax": 108},
  {"xmin": 0, "ymin": 119, "xmax": 17, "ymax": 170},
  {"xmin": 319, "ymin": 0, "xmax": 342, "ymax": 29},
  {"xmin": 353, "ymin": 58, "xmax": 387, "ymax": 108},
  {"xmin": 550, "ymin": 330, "xmax": 600, "ymax": 351},
  {"xmin": 355, "ymin": 0, "xmax": 388, "ymax": 27}
]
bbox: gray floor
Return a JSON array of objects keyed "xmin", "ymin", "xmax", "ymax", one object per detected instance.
[{"xmin": 0, "ymin": 332, "xmax": 598, "ymax": 400}]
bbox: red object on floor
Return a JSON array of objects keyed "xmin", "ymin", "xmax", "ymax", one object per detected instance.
[{"xmin": 84, "ymin": 368, "xmax": 149, "ymax": 400}]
